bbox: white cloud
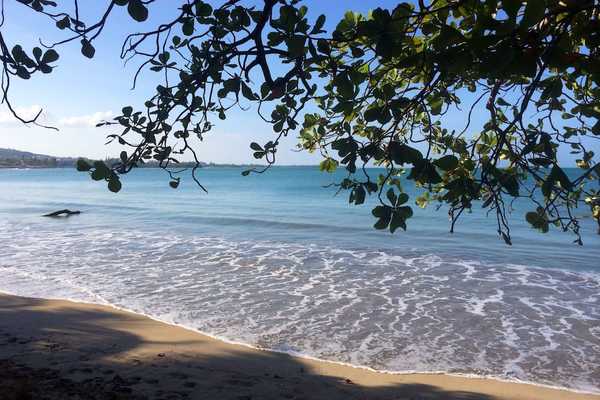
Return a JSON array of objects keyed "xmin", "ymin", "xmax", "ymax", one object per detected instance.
[
  {"xmin": 58, "ymin": 111, "xmax": 113, "ymax": 127},
  {"xmin": 0, "ymin": 105, "xmax": 112, "ymax": 128},
  {"xmin": 0, "ymin": 104, "xmax": 46, "ymax": 124}
]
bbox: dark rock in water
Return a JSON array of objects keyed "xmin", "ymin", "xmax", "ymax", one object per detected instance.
[{"xmin": 42, "ymin": 209, "xmax": 81, "ymax": 217}]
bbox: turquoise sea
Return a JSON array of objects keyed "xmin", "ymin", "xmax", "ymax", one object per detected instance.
[{"xmin": 0, "ymin": 167, "xmax": 599, "ymax": 392}]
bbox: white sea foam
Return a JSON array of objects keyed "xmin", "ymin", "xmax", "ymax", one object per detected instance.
[{"xmin": 0, "ymin": 221, "xmax": 599, "ymax": 393}]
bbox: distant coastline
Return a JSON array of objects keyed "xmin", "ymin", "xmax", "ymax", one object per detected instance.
[
  {"xmin": 0, "ymin": 147, "xmax": 263, "ymax": 169},
  {"xmin": 0, "ymin": 163, "xmax": 265, "ymax": 169}
]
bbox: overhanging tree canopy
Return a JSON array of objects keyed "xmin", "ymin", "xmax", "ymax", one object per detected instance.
[{"xmin": 1, "ymin": 0, "xmax": 599, "ymax": 243}]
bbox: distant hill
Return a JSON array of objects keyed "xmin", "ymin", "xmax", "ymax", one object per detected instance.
[
  {"xmin": 0, "ymin": 148, "xmax": 261, "ymax": 169},
  {"xmin": 0, "ymin": 148, "xmax": 48, "ymax": 159},
  {"xmin": 0, "ymin": 148, "xmax": 74, "ymax": 168}
]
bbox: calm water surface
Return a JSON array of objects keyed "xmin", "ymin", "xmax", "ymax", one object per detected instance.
[{"xmin": 0, "ymin": 167, "xmax": 599, "ymax": 392}]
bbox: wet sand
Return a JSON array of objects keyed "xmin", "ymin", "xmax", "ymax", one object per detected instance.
[{"xmin": 0, "ymin": 293, "xmax": 597, "ymax": 400}]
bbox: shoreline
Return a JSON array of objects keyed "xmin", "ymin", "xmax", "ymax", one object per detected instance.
[
  {"xmin": 2, "ymin": 288, "xmax": 597, "ymax": 396},
  {"xmin": 1, "ymin": 291, "xmax": 598, "ymax": 399},
  {"xmin": 5, "ymin": 290, "xmax": 594, "ymax": 396}
]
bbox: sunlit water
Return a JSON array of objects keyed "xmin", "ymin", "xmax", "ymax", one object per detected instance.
[{"xmin": 0, "ymin": 167, "xmax": 599, "ymax": 392}]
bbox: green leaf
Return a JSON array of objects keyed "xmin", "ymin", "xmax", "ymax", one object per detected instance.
[
  {"xmin": 408, "ymin": 160, "xmax": 442, "ymax": 184},
  {"xmin": 375, "ymin": 38, "xmax": 393, "ymax": 59},
  {"xmin": 364, "ymin": 106, "xmax": 382, "ymax": 122},
  {"xmin": 520, "ymin": 0, "xmax": 545, "ymax": 28},
  {"xmin": 397, "ymin": 205, "xmax": 413, "ymax": 219},
  {"xmin": 76, "ymin": 158, "xmax": 91, "ymax": 171},
  {"xmin": 158, "ymin": 51, "xmax": 170, "ymax": 63},
  {"xmin": 503, "ymin": 0, "xmax": 522, "ymax": 20},
  {"xmin": 429, "ymin": 97, "xmax": 443, "ymax": 115},
  {"xmin": 241, "ymin": 81, "xmax": 258, "ymax": 100},
  {"xmin": 182, "ymin": 19, "xmax": 194, "ymax": 35},
  {"xmin": 530, "ymin": 157, "xmax": 553, "ymax": 167},
  {"xmin": 543, "ymin": 165, "xmax": 572, "ymax": 197},
  {"xmin": 415, "ymin": 193, "xmax": 429, "ymax": 209},
  {"xmin": 526, "ymin": 209, "xmax": 549, "ymax": 233},
  {"xmin": 351, "ymin": 186, "xmax": 366, "ymax": 205},
  {"xmin": 386, "ymin": 188, "xmax": 397, "ymax": 205},
  {"xmin": 542, "ymin": 175, "xmax": 553, "ymax": 198},
  {"xmin": 195, "ymin": 1, "xmax": 212, "ymax": 17},
  {"xmin": 316, "ymin": 39, "xmax": 330, "ymax": 54},
  {"xmin": 526, "ymin": 211, "xmax": 539, "ymax": 225},
  {"xmin": 311, "ymin": 14, "xmax": 326, "ymax": 34},
  {"xmin": 389, "ymin": 212, "xmax": 406, "ymax": 233},
  {"xmin": 372, "ymin": 205, "xmax": 391, "ymax": 230},
  {"xmin": 374, "ymin": 217, "xmax": 389, "ymax": 230},
  {"xmin": 396, "ymin": 192, "xmax": 409, "ymax": 205},
  {"xmin": 108, "ymin": 177, "xmax": 122, "ymax": 193},
  {"xmin": 286, "ymin": 36, "xmax": 306, "ymax": 58},
  {"xmin": 16, "ymin": 66, "xmax": 30, "ymax": 80},
  {"xmin": 553, "ymin": 165, "xmax": 572, "ymax": 190},
  {"xmin": 497, "ymin": 98, "xmax": 511, "ymax": 107},
  {"xmin": 250, "ymin": 142, "xmax": 263, "ymax": 151},
  {"xmin": 91, "ymin": 169, "xmax": 105, "ymax": 181},
  {"xmin": 389, "ymin": 206, "xmax": 413, "ymax": 233},
  {"xmin": 127, "ymin": 0, "xmax": 148, "ymax": 22},
  {"xmin": 80, "ymin": 39, "xmax": 95, "ymax": 58},
  {"xmin": 10, "ymin": 45, "xmax": 23, "ymax": 62},
  {"xmin": 499, "ymin": 173, "xmax": 520, "ymax": 197},
  {"xmin": 41, "ymin": 49, "xmax": 59, "ymax": 64},
  {"xmin": 334, "ymin": 73, "xmax": 354, "ymax": 98},
  {"xmin": 592, "ymin": 120, "xmax": 600, "ymax": 136},
  {"xmin": 32, "ymin": 47, "xmax": 42, "ymax": 61},
  {"xmin": 319, "ymin": 158, "xmax": 338, "ymax": 173},
  {"xmin": 56, "ymin": 16, "xmax": 70, "ymax": 30},
  {"xmin": 91, "ymin": 161, "xmax": 110, "ymax": 180},
  {"xmin": 434, "ymin": 155, "xmax": 458, "ymax": 171},
  {"xmin": 388, "ymin": 142, "xmax": 422, "ymax": 165}
]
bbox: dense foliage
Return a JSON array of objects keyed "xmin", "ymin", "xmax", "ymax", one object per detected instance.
[{"xmin": 2, "ymin": 0, "xmax": 600, "ymax": 243}]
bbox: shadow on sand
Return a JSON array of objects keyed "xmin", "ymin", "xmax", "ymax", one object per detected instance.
[{"xmin": 0, "ymin": 294, "xmax": 495, "ymax": 400}]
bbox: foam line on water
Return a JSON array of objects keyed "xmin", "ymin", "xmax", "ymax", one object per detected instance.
[{"xmin": 1, "ymin": 223, "xmax": 599, "ymax": 392}]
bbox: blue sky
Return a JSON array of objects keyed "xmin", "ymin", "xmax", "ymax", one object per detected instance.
[
  {"xmin": 0, "ymin": 0, "xmax": 596, "ymax": 165},
  {"xmin": 0, "ymin": 0, "xmax": 396, "ymax": 163}
]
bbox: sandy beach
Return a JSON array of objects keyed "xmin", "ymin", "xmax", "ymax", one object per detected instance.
[{"xmin": 0, "ymin": 293, "xmax": 597, "ymax": 400}]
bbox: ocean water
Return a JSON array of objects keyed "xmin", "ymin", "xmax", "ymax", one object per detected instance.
[{"xmin": 0, "ymin": 167, "xmax": 599, "ymax": 393}]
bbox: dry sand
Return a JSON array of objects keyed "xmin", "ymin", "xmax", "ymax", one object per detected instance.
[{"xmin": 0, "ymin": 292, "xmax": 597, "ymax": 400}]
